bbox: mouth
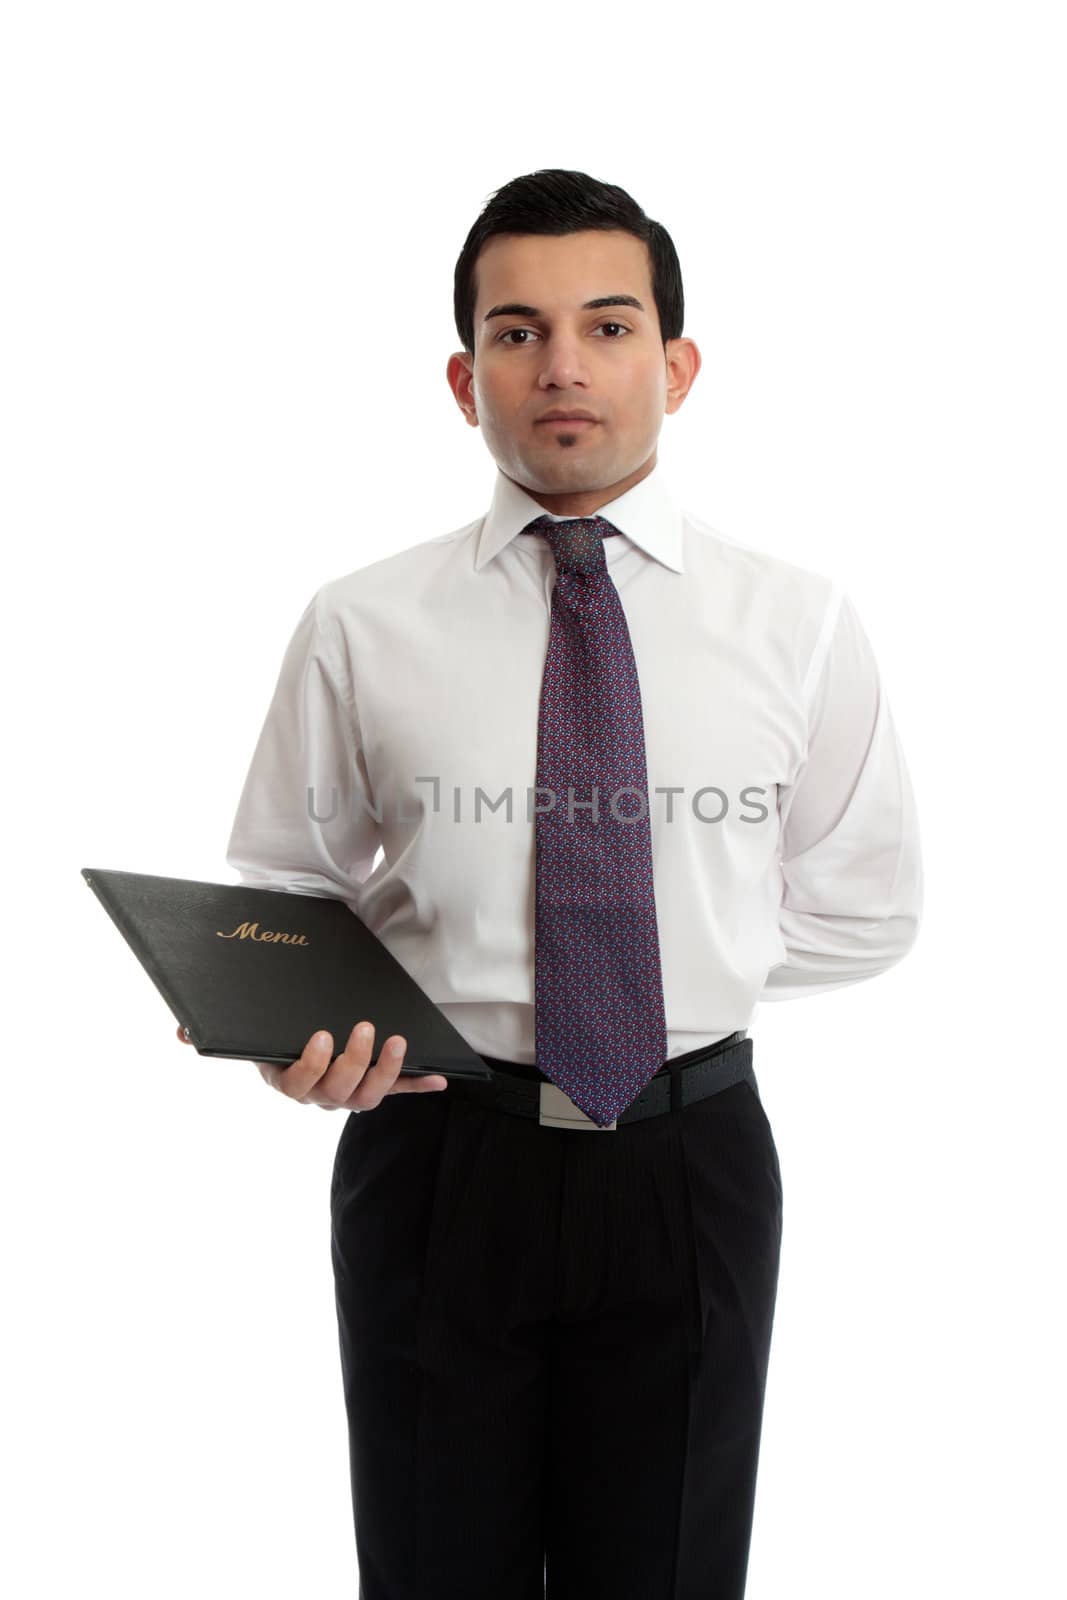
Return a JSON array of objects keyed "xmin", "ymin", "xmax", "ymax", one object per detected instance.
[{"xmin": 536, "ymin": 418, "xmax": 599, "ymax": 430}]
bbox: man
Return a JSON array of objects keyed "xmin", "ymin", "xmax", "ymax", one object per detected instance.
[{"xmin": 201, "ymin": 168, "xmax": 923, "ymax": 1598}]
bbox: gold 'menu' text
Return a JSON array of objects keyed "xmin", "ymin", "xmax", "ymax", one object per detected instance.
[{"xmin": 217, "ymin": 920, "xmax": 310, "ymax": 946}]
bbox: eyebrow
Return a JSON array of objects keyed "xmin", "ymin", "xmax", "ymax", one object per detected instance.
[{"xmin": 483, "ymin": 294, "xmax": 646, "ymax": 323}]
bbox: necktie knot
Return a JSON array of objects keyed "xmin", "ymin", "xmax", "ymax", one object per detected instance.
[{"xmin": 520, "ymin": 514, "xmax": 621, "ymax": 577}]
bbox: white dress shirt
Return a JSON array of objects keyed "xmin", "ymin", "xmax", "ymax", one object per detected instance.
[{"xmin": 225, "ymin": 461, "xmax": 923, "ymax": 1064}]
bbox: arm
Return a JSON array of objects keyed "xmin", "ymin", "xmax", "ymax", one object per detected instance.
[
  {"xmin": 759, "ymin": 587, "xmax": 923, "ymax": 999},
  {"xmin": 199, "ymin": 593, "xmax": 449, "ymax": 1101},
  {"xmin": 224, "ymin": 590, "xmax": 382, "ymax": 906}
]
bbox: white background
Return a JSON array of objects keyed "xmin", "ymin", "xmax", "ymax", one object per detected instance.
[{"xmin": 3, "ymin": 2, "xmax": 1064, "ymax": 1595}]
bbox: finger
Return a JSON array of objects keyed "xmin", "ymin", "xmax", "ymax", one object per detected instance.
[
  {"xmin": 346, "ymin": 1034, "xmax": 410, "ymax": 1110},
  {"xmin": 356, "ymin": 1041, "xmax": 447, "ymax": 1099},
  {"xmin": 314, "ymin": 1020, "xmax": 381, "ymax": 1105},
  {"xmin": 358, "ymin": 1032, "xmax": 449, "ymax": 1096},
  {"xmin": 388, "ymin": 1070, "xmax": 449, "ymax": 1093},
  {"xmin": 274, "ymin": 1030, "xmax": 335, "ymax": 1100},
  {"xmin": 324, "ymin": 1033, "xmax": 447, "ymax": 1107}
]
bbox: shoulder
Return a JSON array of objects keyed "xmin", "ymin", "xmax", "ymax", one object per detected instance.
[
  {"xmin": 680, "ymin": 508, "xmax": 844, "ymax": 687},
  {"xmin": 683, "ymin": 508, "xmax": 837, "ymax": 609},
  {"xmin": 316, "ymin": 516, "xmax": 481, "ymax": 611},
  {"xmin": 299, "ymin": 516, "xmax": 483, "ymax": 673}
]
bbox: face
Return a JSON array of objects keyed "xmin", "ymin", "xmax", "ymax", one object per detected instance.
[{"xmin": 447, "ymin": 229, "xmax": 701, "ymax": 516}]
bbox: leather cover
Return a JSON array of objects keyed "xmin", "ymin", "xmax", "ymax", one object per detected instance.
[{"xmin": 82, "ymin": 867, "xmax": 492, "ymax": 1081}]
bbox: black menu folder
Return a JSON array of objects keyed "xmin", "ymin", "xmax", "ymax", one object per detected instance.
[{"xmin": 81, "ymin": 868, "xmax": 493, "ymax": 1081}]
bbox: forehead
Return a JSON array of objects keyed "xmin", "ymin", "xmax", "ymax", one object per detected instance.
[{"xmin": 474, "ymin": 230, "xmax": 652, "ymax": 309}]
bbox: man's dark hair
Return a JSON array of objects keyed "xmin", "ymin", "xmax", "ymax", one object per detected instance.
[{"xmin": 453, "ymin": 168, "xmax": 685, "ymax": 358}]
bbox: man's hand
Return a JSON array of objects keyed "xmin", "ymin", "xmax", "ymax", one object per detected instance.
[{"xmin": 175, "ymin": 1021, "xmax": 448, "ymax": 1109}]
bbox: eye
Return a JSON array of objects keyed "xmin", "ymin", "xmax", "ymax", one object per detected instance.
[{"xmin": 497, "ymin": 321, "xmax": 631, "ymax": 345}]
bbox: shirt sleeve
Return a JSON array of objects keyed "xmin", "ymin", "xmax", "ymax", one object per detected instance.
[
  {"xmin": 759, "ymin": 587, "xmax": 923, "ymax": 999},
  {"xmin": 224, "ymin": 590, "xmax": 382, "ymax": 910}
]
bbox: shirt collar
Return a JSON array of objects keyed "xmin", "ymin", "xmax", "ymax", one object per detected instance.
[{"xmin": 474, "ymin": 460, "xmax": 686, "ymax": 574}]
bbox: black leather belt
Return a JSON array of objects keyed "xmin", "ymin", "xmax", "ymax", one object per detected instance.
[{"xmin": 448, "ymin": 1031, "xmax": 753, "ymax": 1131}]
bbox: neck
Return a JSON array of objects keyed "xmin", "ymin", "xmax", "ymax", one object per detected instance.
[{"xmin": 514, "ymin": 452, "xmax": 656, "ymax": 518}]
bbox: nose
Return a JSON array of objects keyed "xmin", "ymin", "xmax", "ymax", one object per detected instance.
[{"xmin": 537, "ymin": 333, "xmax": 591, "ymax": 391}]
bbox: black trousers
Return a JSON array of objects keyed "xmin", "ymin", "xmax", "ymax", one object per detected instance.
[{"xmin": 329, "ymin": 1039, "xmax": 783, "ymax": 1599}]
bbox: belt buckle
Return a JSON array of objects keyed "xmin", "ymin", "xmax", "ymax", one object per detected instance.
[{"xmin": 538, "ymin": 1081, "xmax": 617, "ymax": 1132}]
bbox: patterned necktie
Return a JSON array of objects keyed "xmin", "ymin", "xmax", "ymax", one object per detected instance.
[{"xmin": 519, "ymin": 513, "xmax": 668, "ymax": 1127}]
